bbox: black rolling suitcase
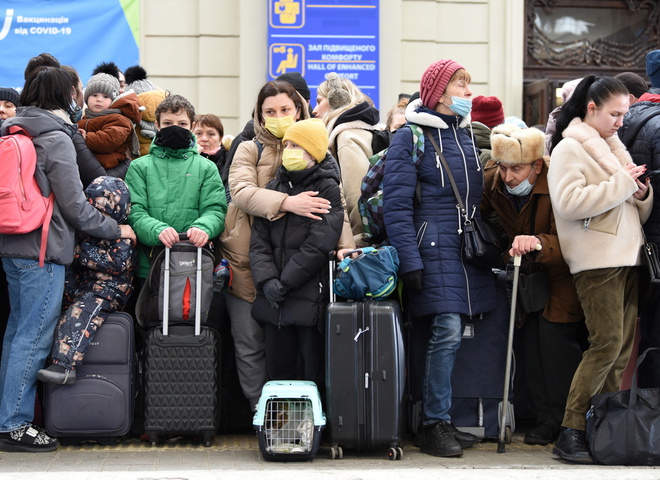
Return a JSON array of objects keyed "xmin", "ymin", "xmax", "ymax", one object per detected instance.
[
  {"xmin": 325, "ymin": 256, "xmax": 405, "ymax": 460},
  {"xmin": 143, "ymin": 240, "xmax": 219, "ymax": 446},
  {"xmin": 43, "ymin": 311, "xmax": 136, "ymax": 443}
]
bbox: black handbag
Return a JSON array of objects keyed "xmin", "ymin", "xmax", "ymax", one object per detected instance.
[
  {"xmin": 512, "ymin": 197, "xmax": 549, "ymax": 314},
  {"xmin": 640, "ymin": 229, "xmax": 660, "ymax": 284},
  {"xmin": 585, "ymin": 347, "xmax": 660, "ymax": 465},
  {"xmin": 423, "ymin": 129, "xmax": 502, "ymax": 270}
]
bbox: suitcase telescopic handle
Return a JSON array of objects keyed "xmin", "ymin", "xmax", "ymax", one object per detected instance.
[{"xmin": 328, "ymin": 251, "xmax": 336, "ymax": 303}]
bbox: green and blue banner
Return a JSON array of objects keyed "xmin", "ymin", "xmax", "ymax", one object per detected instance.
[
  {"xmin": 267, "ymin": 0, "xmax": 379, "ymax": 108},
  {"xmin": 0, "ymin": 0, "xmax": 139, "ymax": 91}
]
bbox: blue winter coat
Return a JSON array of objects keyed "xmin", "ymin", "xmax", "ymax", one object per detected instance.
[
  {"xmin": 383, "ymin": 100, "xmax": 496, "ymax": 318},
  {"xmin": 618, "ymin": 87, "xmax": 660, "ymax": 243}
]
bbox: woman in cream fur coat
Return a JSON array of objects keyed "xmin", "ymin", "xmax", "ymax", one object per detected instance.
[{"xmin": 547, "ymin": 76, "xmax": 653, "ymax": 464}]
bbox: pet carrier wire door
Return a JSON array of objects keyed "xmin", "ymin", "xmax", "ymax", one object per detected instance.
[{"xmin": 253, "ymin": 380, "xmax": 325, "ymax": 461}]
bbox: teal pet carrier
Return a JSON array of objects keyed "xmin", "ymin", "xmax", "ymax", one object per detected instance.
[{"xmin": 253, "ymin": 381, "xmax": 325, "ymax": 461}]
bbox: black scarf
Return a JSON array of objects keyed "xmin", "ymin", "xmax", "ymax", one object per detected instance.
[{"xmin": 154, "ymin": 125, "xmax": 194, "ymax": 150}]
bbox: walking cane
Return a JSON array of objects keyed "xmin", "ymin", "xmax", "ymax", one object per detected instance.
[
  {"xmin": 497, "ymin": 244, "xmax": 541, "ymax": 453},
  {"xmin": 498, "ymin": 254, "xmax": 520, "ymax": 453}
]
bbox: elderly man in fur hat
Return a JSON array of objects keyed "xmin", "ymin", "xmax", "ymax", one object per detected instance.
[{"xmin": 481, "ymin": 125, "xmax": 585, "ymax": 447}]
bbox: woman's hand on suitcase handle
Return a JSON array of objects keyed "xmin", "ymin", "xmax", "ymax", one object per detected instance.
[
  {"xmin": 509, "ymin": 235, "xmax": 542, "ymax": 258},
  {"xmin": 186, "ymin": 227, "xmax": 209, "ymax": 247},
  {"xmin": 158, "ymin": 227, "xmax": 180, "ymax": 248}
]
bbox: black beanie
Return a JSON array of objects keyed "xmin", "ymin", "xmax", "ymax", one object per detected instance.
[
  {"xmin": 276, "ymin": 72, "xmax": 311, "ymax": 101},
  {"xmin": 0, "ymin": 87, "xmax": 20, "ymax": 106}
]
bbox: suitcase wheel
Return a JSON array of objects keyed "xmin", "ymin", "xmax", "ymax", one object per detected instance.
[
  {"xmin": 203, "ymin": 434, "xmax": 214, "ymax": 447},
  {"xmin": 388, "ymin": 446, "xmax": 403, "ymax": 461},
  {"xmin": 329, "ymin": 445, "xmax": 343, "ymax": 460}
]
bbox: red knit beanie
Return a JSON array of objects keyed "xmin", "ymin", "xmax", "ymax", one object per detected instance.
[
  {"xmin": 419, "ymin": 59, "xmax": 464, "ymax": 109},
  {"xmin": 471, "ymin": 95, "xmax": 505, "ymax": 128}
]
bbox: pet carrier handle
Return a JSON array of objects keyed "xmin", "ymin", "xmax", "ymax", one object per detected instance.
[{"xmin": 162, "ymin": 233, "xmax": 203, "ymax": 336}]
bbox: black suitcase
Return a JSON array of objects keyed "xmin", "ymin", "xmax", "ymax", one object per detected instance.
[
  {"xmin": 43, "ymin": 311, "xmax": 136, "ymax": 442},
  {"xmin": 407, "ymin": 270, "xmax": 514, "ymax": 440},
  {"xmin": 325, "ymin": 257, "xmax": 405, "ymax": 460},
  {"xmin": 143, "ymin": 242, "xmax": 219, "ymax": 446}
]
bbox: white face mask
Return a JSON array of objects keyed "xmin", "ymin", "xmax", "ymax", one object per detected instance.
[{"xmin": 505, "ymin": 167, "xmax": 535, "ymax": 196}]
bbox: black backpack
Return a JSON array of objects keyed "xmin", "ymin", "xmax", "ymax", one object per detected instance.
[{"xmin": 371, "ymin": 129, "xmax": 392, "ymax": 156}]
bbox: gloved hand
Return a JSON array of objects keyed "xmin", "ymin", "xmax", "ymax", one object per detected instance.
[
  {"xmin": 401, "ymin": 270, "xmax": 423, "ymax": 292},
  {"xmin": 262, "ymin": 278, "xmax": 288, "ymax": 309}
]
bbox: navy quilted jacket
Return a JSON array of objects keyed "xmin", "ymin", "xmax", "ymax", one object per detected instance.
[{"xmin": 383, "ymin": 99, "xmax": 496, "ymax": 318}]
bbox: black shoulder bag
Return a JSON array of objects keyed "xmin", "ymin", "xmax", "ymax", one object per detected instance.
[{"xmin": 422, "ymin": 129, "xmax": 502, "ymax": 270}]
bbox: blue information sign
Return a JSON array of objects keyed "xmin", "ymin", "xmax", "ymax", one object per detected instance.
[
  {"xmin": 0, "ymin": 0, "xmax": 139, "ymax": 91},
  {"xmin": 267, "ymin": 0, "xmax": 379, "ymax": 109}
]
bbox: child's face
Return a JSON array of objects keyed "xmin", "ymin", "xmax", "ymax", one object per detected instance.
[
  {"xmin": 87, "ymin": 93, "xmax": 113, "ymax": 113},
  {"xmin": 0, "ymin": 100, "xmax": 16, "ymax": 120},
  {"xmin": 157, "ymin": 110, "xmax": 192, "ymax": 131},
  {"xmin": 283, "ymin": 140, "xmax": 315, "ymax": 169}
]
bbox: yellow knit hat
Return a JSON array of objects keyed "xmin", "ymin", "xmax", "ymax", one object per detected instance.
[{"xmin": 282, "ymin": 118, "xmax": 329, "ymax": 162}]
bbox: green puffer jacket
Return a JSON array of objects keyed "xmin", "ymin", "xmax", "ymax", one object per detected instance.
[{"xmin": 125, "ymin": 142, "xmax": 227, "ymax": 279}]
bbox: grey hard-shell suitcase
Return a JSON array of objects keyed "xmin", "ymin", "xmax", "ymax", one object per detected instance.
[
  {"xmin": 143, "ymin": 240, "xmax": 219, "ymax": 446},
  {"xmin": 43, "ymin": 311, "xmax": 136, "ymax": 443},
  {"xmin": 325, "ymin": 256, "xmax": 405, "ymax": 460}
]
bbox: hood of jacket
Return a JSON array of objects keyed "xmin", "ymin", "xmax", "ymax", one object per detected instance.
[
  {"xmin": 84, "ymin": 175, "xmax": 131, "ymax": 223},
  {"xmin": 405, "ymin": 98, "xmax": 472, "ymax": 129},
  {"xmin": 333, "ymin": 101, "xmax": 380, "ymax": 129},
  {"xmin": 110, "ymin": 90, "xmax": 143, "ymax": 124},
  {"xmin": 1, "ymin": 106, "xmax": 75, "ymax": 139}
]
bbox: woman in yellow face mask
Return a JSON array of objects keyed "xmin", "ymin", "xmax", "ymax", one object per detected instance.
[{"xmin": 219, "ymin": 81, "xmax": 356, "ymax": 414}]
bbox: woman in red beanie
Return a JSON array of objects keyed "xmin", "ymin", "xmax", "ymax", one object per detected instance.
[{"xmin": 383, "ymin": 59, "xmax": 497, "ymax": 457}]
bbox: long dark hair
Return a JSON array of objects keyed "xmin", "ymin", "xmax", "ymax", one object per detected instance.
[
  {"xmin": 549, "ymin": 75, "xmax": 629, "ymax": 153},
  {"xmin": 20, "ymin": 66, "xmax": 74, "ymax": 113},
  {"xmin": 255, "ymin": 80, "xmax": 306, "ymax": 127}
]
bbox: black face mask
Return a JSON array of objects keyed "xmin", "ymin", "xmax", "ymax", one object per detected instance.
[{"xmin": 154, "ymin": 125, "xmax": 194, "ymax": 150}]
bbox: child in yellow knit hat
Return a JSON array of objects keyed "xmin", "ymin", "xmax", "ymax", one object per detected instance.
[{"xmin": 249, "ymin": 118, "xmax": 344, "ymax": 392}]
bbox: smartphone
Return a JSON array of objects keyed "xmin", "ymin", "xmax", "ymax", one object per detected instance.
[{"xmin": 639, "ymin": 169, "xmax": 660, "ymax": 182}]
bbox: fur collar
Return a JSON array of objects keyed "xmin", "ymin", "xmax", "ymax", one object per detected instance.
[
  {"xmin": 405, "ymin": 98, "xmax": 472, "ymax": 129},
  {"xmin": 562, "ymin": 117, "xmax": 633, "ymax": 176}
]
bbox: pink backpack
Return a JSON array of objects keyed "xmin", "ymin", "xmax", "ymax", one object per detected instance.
[{"xmin": 0, "ymin": 126, "xmax": 55, "ymax": 267}]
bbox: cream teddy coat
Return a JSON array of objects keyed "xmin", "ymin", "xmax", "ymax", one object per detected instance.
[{"xmin": 547, "ymin": 117, "xmax": 653, "ymax": 274}]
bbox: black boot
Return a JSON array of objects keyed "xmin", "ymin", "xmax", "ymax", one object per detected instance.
[
  {"xmin": 420, "ymin": 421, "xmax": 463, "ymax": 457},
  {"xmin": 552, "ymin": 427, "xmax": 593, "ymax": 464},
  {"xmin": 37, "ymin": 364, "xmax": 77, "ymax": 385},
  {"xmin": 449, "ymin": 422, "xmax": 479, "ymax": 448},
  {"xmin": 525, "ymin": 421, "xmax": 559, "ymax": 445}
]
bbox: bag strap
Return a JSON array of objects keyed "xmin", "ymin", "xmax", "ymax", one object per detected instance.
[
  {"xmin": 422, "ymin": 128, "xmax": 467, "ymax": 221},
  {"xmin": 38, "ymin": 193, "xmax": 55, "ymax": 268}
]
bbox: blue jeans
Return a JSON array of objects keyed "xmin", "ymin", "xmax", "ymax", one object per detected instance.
[
  {"xmin": 422, "ymin": 312, "xmax": 464, "ymax": 425},
  {"xmin": 0, "ymin": 258, "xmax": 64, "ymax": 432}
]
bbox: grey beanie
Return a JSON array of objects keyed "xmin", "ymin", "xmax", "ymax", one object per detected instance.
[{"xmin": 84, "ymin": 73, "xmax": 120, "ymax": 105}]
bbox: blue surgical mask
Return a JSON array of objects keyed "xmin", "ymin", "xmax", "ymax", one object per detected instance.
[
  {"xmin": 505, "ymin": 168, "xmax": 535, "ymax": 196},
  {"xmin": 443, "ymin": 95, "xmax": 472, "ymax": 118}
]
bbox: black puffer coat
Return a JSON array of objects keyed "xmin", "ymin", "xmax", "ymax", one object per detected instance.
[
  {"xmin": 618, "ymin": 87, "xmax": 660, "ymax": 243},
  {"xmin": 249, "ymin": 154, "xmax": 344, "ymax": 328}
]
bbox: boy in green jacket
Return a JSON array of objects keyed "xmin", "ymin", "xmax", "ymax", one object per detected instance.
[{"xmin": 125, "ymin": 94, "xmax": 227, "ymax": 281}]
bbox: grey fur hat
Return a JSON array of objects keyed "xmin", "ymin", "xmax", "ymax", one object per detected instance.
[
  {"xmin": 84, "ymin": 73, "xmax": 120, "ymax": 105},
  {"xmin": 325, "ymin": 72, "xmax": 351, "ymax": 109}
]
